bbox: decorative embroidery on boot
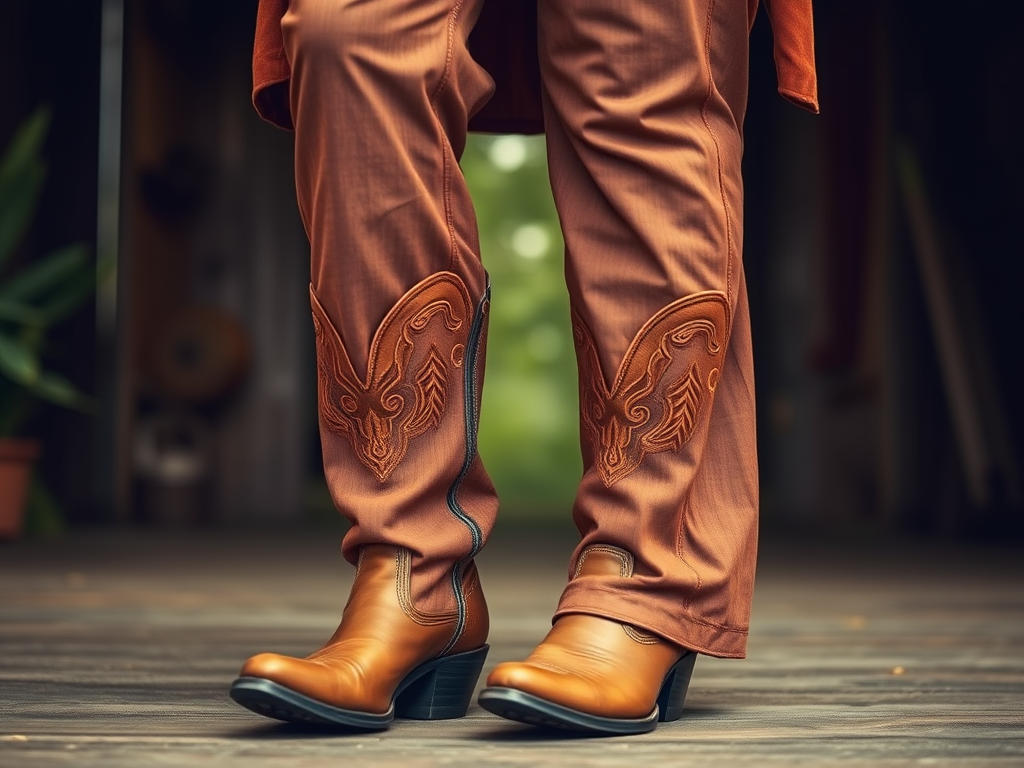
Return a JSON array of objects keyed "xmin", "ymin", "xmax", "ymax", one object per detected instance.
[
  {"xmin": 622, "ymin": 624, "xmax": 661, "ymax": 645},
  {"xmin": 573, "ymin": 545, "xmax": 661, "ymax": 644},
  {"xmin": 310, "ymin": 272, "xmax": 474, "ymax": 482},
  {"xmin": 573, "ymin": 291, "xmax": 730, "ymax": 486},
  {"xmin": 574, "ymin": 545, "xmax": 634, "ymax": 579},
  {"xmin": 394, "ymin": 548, "xmax": 459, "ymax": 626}
]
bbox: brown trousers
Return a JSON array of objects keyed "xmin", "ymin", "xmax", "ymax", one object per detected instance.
[{"xmin": 283, "ymin": 0, "xmax": 757, "ymax": 658}]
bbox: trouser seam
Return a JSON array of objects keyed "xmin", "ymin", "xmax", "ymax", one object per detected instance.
[
  {"xmin": 431, "ymin": 0, "xmax": 465, "ymax": 273},
  {"xmin": 699, "ymin": 0, "xmax": 734, "ymax": 306},
  {"xmin": 672, "ymin": 0, "xmax": 733, "ymax": 607}
]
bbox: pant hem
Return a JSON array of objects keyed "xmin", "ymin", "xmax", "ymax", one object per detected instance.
[{"xmin": 553, "ymin": 597, "xmax": 748, "ymax": 659}]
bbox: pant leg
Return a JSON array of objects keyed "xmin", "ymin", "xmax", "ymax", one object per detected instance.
[
  {"xmin": 539, "ymin": 0, "xmax": 758, "ymax": 657},
  {"xmin": 282, "ymin": 0, "xmax": 498, "ymax": 614}
]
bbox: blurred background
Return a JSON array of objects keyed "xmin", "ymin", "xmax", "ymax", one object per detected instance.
[{"xmin": 1, "ymin": 0, "xmax": 1022, "ymax": 541}]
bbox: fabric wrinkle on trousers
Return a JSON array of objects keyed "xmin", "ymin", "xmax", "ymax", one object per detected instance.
[
  {"xmin": 283, "ymin": 0, "xmax": 498, "ymax": 616},
  {"xmin": 538, "ymin": 0, "xmax": 757, "ymax": 657},
  {"xmin": 285, "ymin": 0, "xmax": 758, "ymax": 656}
]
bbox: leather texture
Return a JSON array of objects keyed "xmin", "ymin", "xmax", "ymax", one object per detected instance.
[
  {"xmin": 238, "ymin": 545, "xmax": 488, "ymax": 715},
  {"xmin": 485, "ymin": 547, "xmax": 683, "ymax": 720}
]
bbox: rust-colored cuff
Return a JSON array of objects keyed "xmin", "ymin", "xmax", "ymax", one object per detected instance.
[
  {"xmin": 252, "ymin": 0, "xmax": 294, "ymax": 130},
  {"xmin": 764, "ymin": 0, "xmax": 820, "ymax": 113},
  {"xmin": 554, "ymin": 583, "xmax": 749, "ymax": 660}
]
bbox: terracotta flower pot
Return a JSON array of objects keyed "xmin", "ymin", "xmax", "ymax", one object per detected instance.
[{"xmin": 0, "ymin": 438, "xmax": 41, "ymax": 540}]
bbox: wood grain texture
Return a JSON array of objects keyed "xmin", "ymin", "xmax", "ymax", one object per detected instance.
[{"xmin": 1, "ymin": 530, "xmax": 1022, "ymax": 766}]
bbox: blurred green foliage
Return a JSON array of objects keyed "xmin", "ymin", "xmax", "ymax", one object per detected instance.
[
  {"xmin": 304, "ymin": 134, "xmax": 584, "ymax": 526},
  {"xmin": 461, "ymin": 135, "xmax": 582, "ymax": 520},
  {"xmin": 0, "ymin": 107, "xmax": 98, "ymax": 437}
]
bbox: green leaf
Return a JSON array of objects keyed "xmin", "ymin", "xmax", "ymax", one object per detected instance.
[
  {"xmin": 25, "ymin": 478, "xmax": 67, "ymax": 536},
  {"xmin": 0, "ymin": 107, "xmax": 51, "ymax": 189},
  {"xmin": 18, "ymin": 323, "xmax": 44, "ymax": 353},
  {"xmin": 39, "ymin": 274, "xmax": 97, "ymax": 326},
  {"xmin": 37, "ymin": 249, "xmax": 108, "ymax": 326},
  {"xmin": 0, "ymin": 243, "xmax": 89, "ymax": 303},
  {"xmin": 0, "ymin": 330, "xmax": 40, "ymax": 385},
  {"xmin": 0, "ymin": 107, "xmax": 51, "ymax": 271},
  {"xmin": 0, "ymin": 161, "xmax": 46, "ymax": 271},
  {"xmin": 32, "ymin": 371, "xmax": 93, "ymax": 412},
  {"xmin": 0, "ymin": 383, "xmax": 33, "ymax": 437},
  {"xmin": 0, "ymin": 299, "xmax": 46, "ymax": 326}
]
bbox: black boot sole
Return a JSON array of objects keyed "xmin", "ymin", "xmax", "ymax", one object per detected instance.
[
  {"xmin": 230, "ymin": 644, "xmax": 489, "ymax": 730},
  {"xmin": 478, "ymin": 649, "xmax": 696, "ymax": 735}
]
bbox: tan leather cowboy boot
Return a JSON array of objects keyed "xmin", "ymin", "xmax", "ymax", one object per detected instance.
[
  {"xmin": 478, "ymin": 546, "xmax": 696, "ymax": 734},
  {"xmin": 229, "ymin": 270, "xmax": 495, "ymax": 730},
  {"xmin": 231, "ymin": 545, "xmax": 489, "ymax": 729}
]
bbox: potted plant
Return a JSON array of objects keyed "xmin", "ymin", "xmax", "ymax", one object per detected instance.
[{"xmin": 0, "ymin": 107, "xmax": 100, "ymax": 539}]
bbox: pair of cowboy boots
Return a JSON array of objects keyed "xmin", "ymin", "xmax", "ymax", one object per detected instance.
[
  {"xmin": 232, "ymin": 0, "xmax": 773, "ymax": 734},
  {"xmin": 230, "ymin": 269, "xmax": 749, "ymax": 735},
  {"xmin": 230, "ymin": 545, "xmax": 696, "ymax": 735}
]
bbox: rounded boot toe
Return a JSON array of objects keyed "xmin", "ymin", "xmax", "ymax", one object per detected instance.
[{"xmin": 239, "ymin": 652, "xmax": 300, "ymax": 681}]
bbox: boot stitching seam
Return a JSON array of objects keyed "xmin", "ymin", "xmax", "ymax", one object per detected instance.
[{"xmin": 440, "ymin": 286, "xmax": 489, "ymax": 655}]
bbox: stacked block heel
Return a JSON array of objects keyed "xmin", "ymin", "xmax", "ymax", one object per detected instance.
[
  {"xmin": 395, "ymin": 644, "xmax": 490, "ymax": 719},
  {"xmin": 655, "ymin": 650, "xmax": 697, "ymax": 722}
]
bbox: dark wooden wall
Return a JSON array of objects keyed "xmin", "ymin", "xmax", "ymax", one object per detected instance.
[
  {"xmin": 2, "ymin": 0, "xmax": 1021, "ymax": 536},
  {"xmin": 745, "ymin": 0, "xmax": 1024, "ymax": 537},
  {"xmin": 1, "ymin": 0, "xmax": 311, "ymax": 526},
  {"xmin": 118, "ymin": 0, "xmax": 310, "ymax": 524}
]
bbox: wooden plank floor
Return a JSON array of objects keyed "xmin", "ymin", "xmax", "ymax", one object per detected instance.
[{"xmin": 2, "ymin": 527, "xmax": 1023, "ymax": 767}]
